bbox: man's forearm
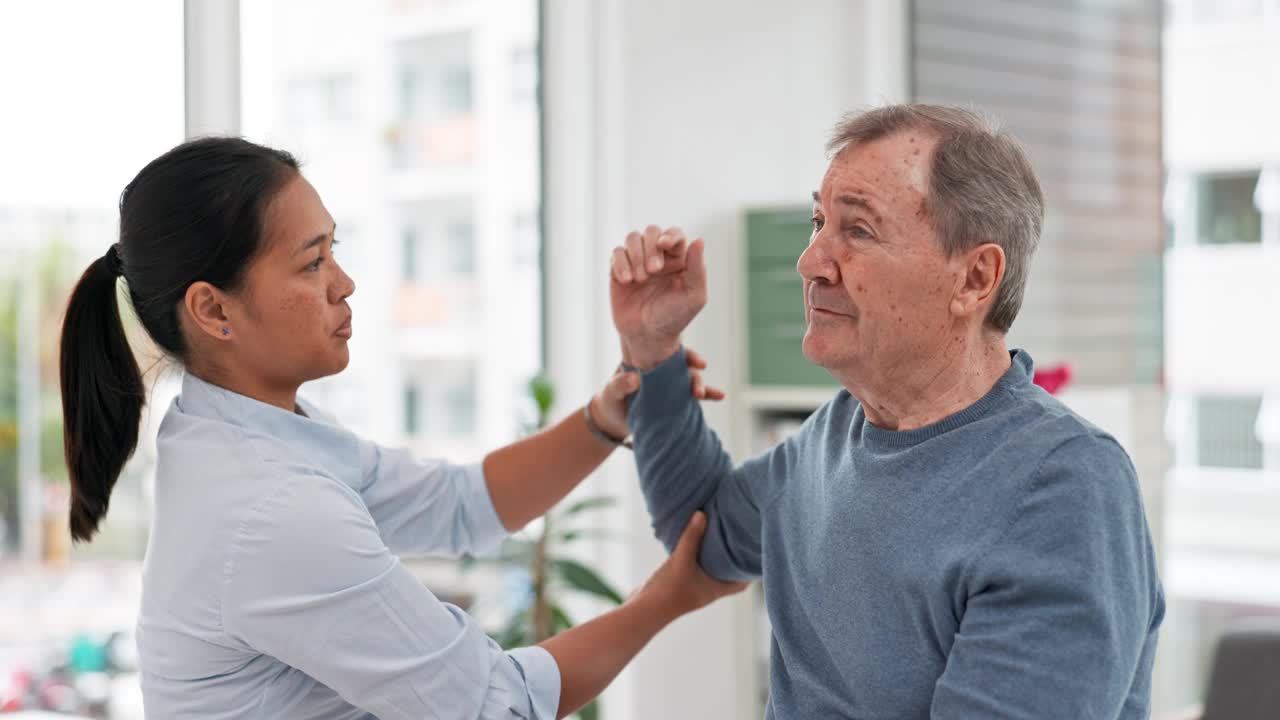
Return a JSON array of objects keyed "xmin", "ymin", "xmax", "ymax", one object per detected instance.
[{"xmin": 627, "ymin": 347, "xmax": 734, "ymax": 552}]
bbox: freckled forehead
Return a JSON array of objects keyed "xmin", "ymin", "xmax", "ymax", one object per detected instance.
[{"xmin": 818, "ymin": 132, "xmax": 934, "ymax": 213}]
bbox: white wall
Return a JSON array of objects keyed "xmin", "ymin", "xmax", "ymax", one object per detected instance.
[{"xmin": 543, "ymin": 2, "xmax": 906, "ymax": 717}]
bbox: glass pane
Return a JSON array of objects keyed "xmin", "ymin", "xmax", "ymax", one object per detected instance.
[
  {"xmin": 1197, "ymin": 395, "xmax": 1265, "ymax": 469},
  {"xmin": 241, "ymin": 0, "xmax": 542, "ymax": 459},
  {"xmin": 1197, "ymin": 172, "xmax": 1263, "ymax": 245},
  {"xmin": 0, "ymin": 2, "xmax": 183, "ymax": 717}
]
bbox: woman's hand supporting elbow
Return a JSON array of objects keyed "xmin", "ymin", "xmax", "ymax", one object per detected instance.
[{"xmin": 538, "ymin": 511, "xmax": 748, "ymax": 719}]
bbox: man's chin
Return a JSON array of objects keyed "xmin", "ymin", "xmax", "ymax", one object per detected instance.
[{"xmin": 801, "ymin": 332, "xmax": 828, "ymax": 367}]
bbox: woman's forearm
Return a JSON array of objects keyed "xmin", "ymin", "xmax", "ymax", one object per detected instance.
[
  {"xmin": 539, "ymin": 595, "xmax": 676, "ymax": 719},
  {"xmin": 482, "ymin": 404, "xmax": 616, "ymax": 531}
]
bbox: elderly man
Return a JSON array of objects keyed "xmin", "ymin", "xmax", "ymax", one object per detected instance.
[{"xmin": 607, "ymin": 105, "xmax": 1164, "ymax": 719}]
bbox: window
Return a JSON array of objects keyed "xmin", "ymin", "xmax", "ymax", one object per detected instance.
[
  {"xmin": 286, "ymin": 73, "xmax": 357, "ymax": 125},
  {"xmin": 404, "ymin": 382, "xmax": 421, "ymax": 435},
  {"xmin": 1197, "ymin": 171, "xmax": 1262, "ymax": 245},
  {"xmin": 241, "ymin": 0, "xmax": 541, "ymax": 453},
  {"xmin": 445, "ymin": 220, "xmax": 475, "ymax": 274},
  {"xmin": 402, "ymin": 227, "xmax": 419, "ymax": 283},
  {"xmin": 512, "ymin": 47, "xmax": 538, "ymax": 104},
  {"xmin": 1196, "ymin": 395, "xmax": 1265, "ymax": 470},
  {"xmin": 0, "ymin": 0, "xmax": 183, "ymax": 564}
]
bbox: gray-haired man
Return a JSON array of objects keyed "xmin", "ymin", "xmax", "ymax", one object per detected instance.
[{"xmin": 609, "ymin": 104, "xmax": 1164, "ymax": 719}]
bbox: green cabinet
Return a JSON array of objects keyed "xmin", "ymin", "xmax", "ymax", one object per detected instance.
[{"xmin": 745, "ymin": 208, "xmax": 837, "ymax": 387}]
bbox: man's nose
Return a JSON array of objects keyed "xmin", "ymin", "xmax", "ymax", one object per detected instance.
[{"xmin": 797, "ymin": 233, "xmax": 838, "ymax": 285}]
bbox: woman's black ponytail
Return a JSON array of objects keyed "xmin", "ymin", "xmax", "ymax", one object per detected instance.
[{"xmin": 59, "ymin": 246, "xmax": 145, "ymax": 542}]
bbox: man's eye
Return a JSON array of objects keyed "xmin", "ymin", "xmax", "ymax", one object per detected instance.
[
  {"xmin": 811, "ymin": 217, "xmax": 824, "ymax": 232},
  {"xmin": 850, "ymin": 225, "xmax": 873, "ymax": 240},
  {"xmin": 307, "ymin": 257, "xmax": 324, "ymax": 272}
]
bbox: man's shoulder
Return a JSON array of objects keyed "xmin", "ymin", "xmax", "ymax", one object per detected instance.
[{"xmin": 1002, "ymin": 383, "xmax": 1131, "ymax": 464}]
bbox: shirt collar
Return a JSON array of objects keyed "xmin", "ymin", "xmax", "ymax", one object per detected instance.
[{"xmin": 174, "ymin": 372, "xmax": 368, "ymax": 490}]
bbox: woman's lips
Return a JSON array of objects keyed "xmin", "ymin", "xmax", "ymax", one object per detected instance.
[{"xmin": 335, "ymin": 316, "xmax": 353, "ymax": 338}]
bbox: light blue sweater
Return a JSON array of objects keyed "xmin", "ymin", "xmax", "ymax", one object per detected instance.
[{"xmin": 628, "ymin": 349, "xmax": 1164, "ymax": 719}]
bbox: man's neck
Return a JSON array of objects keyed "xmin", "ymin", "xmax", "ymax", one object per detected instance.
[{"xmin": 839, "ymin": 332, "xmax": 1012, "ymax": 432}]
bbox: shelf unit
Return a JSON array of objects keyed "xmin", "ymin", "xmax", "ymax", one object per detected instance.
[{"xmin": 727, "ymin": 205, "xmax": 842, "ymax": 716}]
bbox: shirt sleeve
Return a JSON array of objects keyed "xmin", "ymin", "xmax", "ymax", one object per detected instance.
[
  {"xmin": 627, "ymin": 347, "xmax": 802, "ymax": 581},
  {"xmin": 930, "ymin": 434, "xmax": 1165, "ymax": 719},
  {"xmin": 356, "ymin": 441, "xmax": 508, "ymax": 558},
  {"xmin": 221, "ymin": 473, "xmax": 559, "ymax": 720}
]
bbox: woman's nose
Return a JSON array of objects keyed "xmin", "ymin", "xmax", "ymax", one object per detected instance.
[{"xmin": 330, "ymin": 264, "xmax": 355, "ymax": 303}]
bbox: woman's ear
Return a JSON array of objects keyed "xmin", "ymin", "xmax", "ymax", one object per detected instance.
[{"xmin": 184, "ymin": 281, "xmax": 234, "ymax": 341}]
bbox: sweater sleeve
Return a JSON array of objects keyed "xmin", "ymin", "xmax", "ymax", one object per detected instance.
[
  {"xmin": 627, "ymin": 347, "xmax": 802, "ymax": 582},
  {"xmin": 930, "ymin": 434, "xmax": 1166, "ymax": 719}
]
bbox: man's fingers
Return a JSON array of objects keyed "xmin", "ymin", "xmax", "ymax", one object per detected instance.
[
  {"xmin": 657, "ymin": 227, "xmax": 688, "ymax": 264},
  {"xmin": 611, "ymin": 247, "xmax": 634, "ymax": 283},
  {"xmin": 685, "ymin": 238, "xmax": 707, "ymax": 291},
  {"xmin": 703, "ymin": 386, "xmax": 726, "ymax": 401},
  {"xmin": 625, "ymin": 231, "xmax": 648, "ymax": 283},
  {"xmin": 642, "ymin": 225, "xmax": 664, "ymax": 274},
  {"xmin": 685, "ymin": 347, "xmax": 708, "ymax": 370}
]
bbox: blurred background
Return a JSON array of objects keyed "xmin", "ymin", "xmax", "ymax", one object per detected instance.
[{"xmin": 0, "ymin": 0, "xmax": 1277, "ymax": 718}]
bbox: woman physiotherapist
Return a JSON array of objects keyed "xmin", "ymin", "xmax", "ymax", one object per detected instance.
[{"xmin": 58, "ymin": 137, "xmax": 744, "ymax": 719}]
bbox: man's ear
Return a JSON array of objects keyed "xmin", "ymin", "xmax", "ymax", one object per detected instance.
[
  {"xmin": 950, "ymin": 243, "xmax": 1005, "ymax": 321},
  {"xmin": 184, "ymin": 281, "xmax": 234, "ymax": 341}
]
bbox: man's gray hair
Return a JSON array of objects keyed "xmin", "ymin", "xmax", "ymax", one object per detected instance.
[{"xmin": 828, "ymin": 104, "xmax": 1044, "ymax": 333}]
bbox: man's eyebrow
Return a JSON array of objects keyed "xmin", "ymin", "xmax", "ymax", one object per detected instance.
[{"xmin": 833, "ymin": 194, "xmax": 882, "ymax": 224}]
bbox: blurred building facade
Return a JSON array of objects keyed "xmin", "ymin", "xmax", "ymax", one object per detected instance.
[
  {"xmin": 241, "ymin": 0, "xmax": 542, "ymax": 462},
  {"xmin": 1160, "ymin": 0, "xmax": 1280, "ymax": 709}
]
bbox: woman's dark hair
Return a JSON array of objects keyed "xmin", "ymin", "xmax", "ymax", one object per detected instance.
[{"xmin": 59, "ymin": 137, "xmax": 299, "ymax": 542}]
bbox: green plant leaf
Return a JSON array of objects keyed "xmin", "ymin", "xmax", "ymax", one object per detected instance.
[
  {"xmin": 529, "ymin": 376, "xmax": 555, "ymax": 417},
  {"xmin": 577, "ymin": 698, "xmax": 600, "ymax": 720},
  {"xmin": 550, "ymin": 558, "xmax": 625, "ymax": 605},
  {"xmin": 460, "ymin": 539, "xmax": 533, "ymax": 570},
  {"xmin": 556, "ymin": 528, "xmax": 619, "ymax": 545},
  {"xmin": 549, "ymin": 603, "xmax": 575, "ymax": 634},
  {"xmin": 494, "ymin": 610, "xmax": 531, "ymax": 650},
  {"xmin": 560, "ymin": 495, "xmax": 617, "ymax": 517}
]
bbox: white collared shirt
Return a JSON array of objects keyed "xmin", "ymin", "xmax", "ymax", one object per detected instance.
[{"xmin": 136, "ymin": 372, "xmax": 559, "ymax": 719}]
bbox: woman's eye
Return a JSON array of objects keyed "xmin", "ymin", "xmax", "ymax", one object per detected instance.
[
  {"xmin": 307, "ymin": 257, "xmax": 324, "ymax": 272},
  {"xmin": 811, "ymin": 216, "xmax": 824, "ymax": 232}
]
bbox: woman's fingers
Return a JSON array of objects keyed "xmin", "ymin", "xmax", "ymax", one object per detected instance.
[
  {"xmin": 690, "ymin": 370, "xmax": 725, "ymax": 401},
  {"xmin": 673, "ymin": 511, "xmax": 708, "ymax": 562},
  {"xmin": 606, "ymin": 370, "xmax": 641, "ymax": 399}
]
